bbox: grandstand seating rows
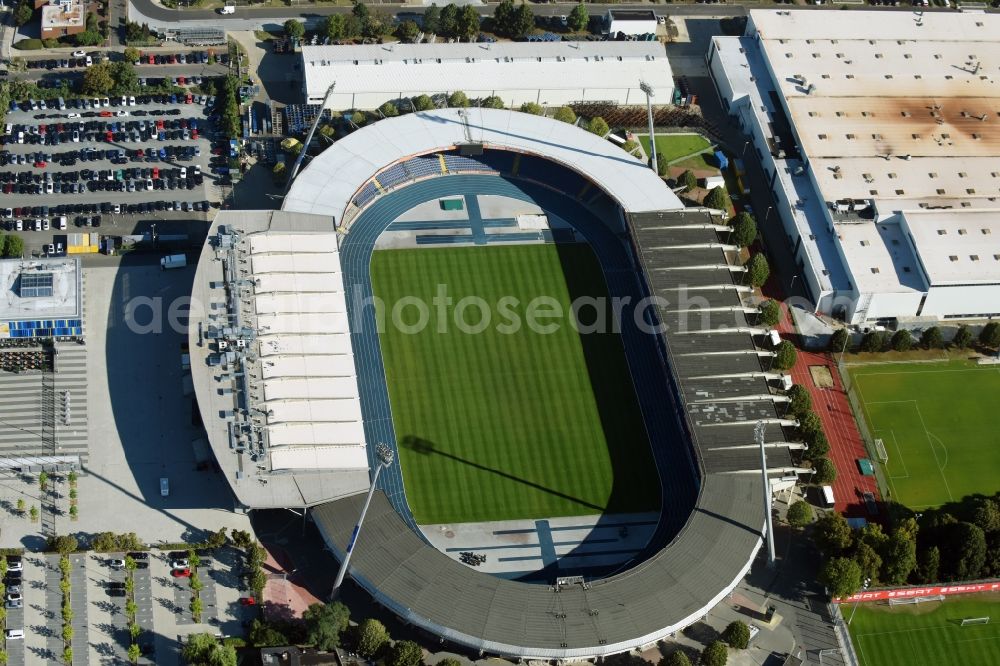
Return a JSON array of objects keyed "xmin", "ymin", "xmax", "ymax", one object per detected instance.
[{"xmin": 350, "ymin": 150, "xmax": 603, "ymax": 210}]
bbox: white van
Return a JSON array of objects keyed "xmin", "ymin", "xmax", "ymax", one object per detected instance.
[
  {"xmin": 821, "ymin": 485, "xmax": 836, "ymax": 508},
  {"xmin": 160, "ymin": 477, "xmax": 170, "ymax": 497},
  {"xmin": 5, "ymin": 629, "xmax": 23, "ymax": 640},
  {"xmin": 219, "ymin": 4, "xmax": 235, "ymax": 13}
]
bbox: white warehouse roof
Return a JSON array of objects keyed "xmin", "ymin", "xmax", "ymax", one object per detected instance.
[
  {"xmin": 301, "ymin": 41, "xmax": 672, "ymax": 108},
  {"xmin": 284, "ymin": 107, "xmax": 683, "ymax": 223}
]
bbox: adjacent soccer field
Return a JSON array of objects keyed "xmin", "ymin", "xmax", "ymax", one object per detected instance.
[
  {"xmin": 849, "ymin": 360, "xmax": 1000, "ymax": 509},
  {"xmin": 848, "ymin": 594, "xmax": 1000, "ymax": 666},
  {"xmin": 371, "ymin": 244, "xmax": 660, "ymax": 525}
]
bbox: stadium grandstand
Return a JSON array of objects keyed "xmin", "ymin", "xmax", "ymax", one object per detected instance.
[{"xmin": 190, "ymin": 109, "xmax": 807, "ymax": 658}]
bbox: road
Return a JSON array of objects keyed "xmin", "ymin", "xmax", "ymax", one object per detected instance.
[{"xmin": 129, "ymin": 0, "xmax": 745, "ymax": 29}]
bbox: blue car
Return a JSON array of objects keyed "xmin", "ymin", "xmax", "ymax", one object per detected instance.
[
  {"xmin": 158, "ymin": 148, "xmax": 167, "ymax": 159},
  {"xmin": 169, "ymin": 94, "xmax": 177, "ymax": 104}
]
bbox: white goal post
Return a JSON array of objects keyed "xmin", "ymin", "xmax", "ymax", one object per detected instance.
[
  {"xmin": 961, "ymin": 617, "xmax": 991, "ymax": 626},
  {"xmin": 887, "ymin": 595, "xmax": 945, "ymax": 606},
  {"xmin": 874, "ymin": 438, "xmax": 888, "ymax": 463}
]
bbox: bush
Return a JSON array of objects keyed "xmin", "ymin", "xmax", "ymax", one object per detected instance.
[
  {"xmin": 519, "ymin": 102, "xmax": 543, "ymax": 115},
  {"xmin": 859, "ymin": 330, "xmax": 886, "ymax": 353},
  {"xmin": 379, "ymin": 101, "xmax": 399, "ymax": 118},
  {"xmin": 411, "ymin": 94, "xmax": 435, "ymax": 112},
  {"xmin": 730, "ymin": 211, "xmax": 757, "ymax": 247},
  {"xmin": 920, "ymin": 326, "xmax": 943, "ymax": 349},
  {"xmin": 656, "ymin": 152, "xmax": 668, "ymax": 177},
  {"xmin": 700, "ymin": 641, "xmax": 728, "ymax": 666},
  {"xmin": 759, "ymin": 299, "xmax": 781, "ymax": 327},
  {"xmin": 660, "ymin": 652, "xmax": 691, "ymax": 666},
  {"xmin": 805, "ymin": 431, "xmax": 829, "ymax": 459},
  {"xmin": 746, "ymin": 253, "xmax": 770, "ymax": 288},
  {"xmin": 46, "ymin": 535, "xmax": 78, "ymax": 554},
  {"xmin": 356, "ymin": 618, "xmax": 389, "ymax": 658},
  {"xmin": 952, "ymin": 325, "xmax": 973, "ymax": 349},
  {"xmin": 703, "ymin": 186, "xmax": 731, "ymax": 212},
  {"xmin": 773, "ymin": 340, "xmax": 797, "ymax": 370},
  {"xmin": 481, "ymin": 95, "xmax": 504, "ymax": 109},
  {"xmin": 830, "ymin": 327, "xmax": 850, "ymax": 354},
  {"xmin": 587, "ymin": 116, "xmax": 609, "ymax": 137},
  {"xmin": 679, "ymin": 169, "xmax": 698, "ymax": 192},
  {"xmin": 890, "ymin": 329, "xmax": 914, "ymax": 352},
  {"xmin": 980, "ymin": 322, "xmax": 1000, "ymax": 348},
  {"xmin": 621, "ymin": 139, "xmax": 639, "ymax": 155},
  {"xmin": 447, "ymin": 91, "xmax": 469, "ymax": 108},
  {"xmin": 387, "ymin": 640, "xmax": 423, "ymax": 666},
  {"xmin": 787, "ymin": 384, "xmax": 811, "ymax": 416},
  {"xmin": 722, "ymin": 620, "xmax": 750, "ymax": 649},
  {"xmin": 819, "ymin": 557, "xmax": 863, "ymax": 599},
  {"xmin": 787, "ymin": 500, "xmax": 813, "ymax": 527},
  {"xmin": 553, "ymin": 106, "xmax": 576, "ymax": 124}
]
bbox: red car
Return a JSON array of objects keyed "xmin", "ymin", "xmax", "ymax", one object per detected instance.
[
  {"xmin": 239, "ymin": 597, "xmax": 256, "ymax": 606},
  {"xmin": 99, "ymin": 110, "xmax": 112, "ymax": 118},
  {"xmin": 151, "ymin": 168, "xmax": 159, "ymax": 179},
  {"xmin": 33, "ymin": 161, "xmax": 47, "ymax": 168},
  {"xmin": 170, "ymin": 568, "xmax": 191, "ymax": 578},
  {"xmin": 147, "ymin": 54, "xmax": 155, "ymax": 65},
  {"xmin": 105, "ymin": 131, "xmax": 113, "ymax": 142},
  {"xmin": 38, "ymin": 124, "xmax": 47, "ymax": 134},
  {"xmin": 191, "ymin": 129, "xmax": 198, "ymax": 140}
]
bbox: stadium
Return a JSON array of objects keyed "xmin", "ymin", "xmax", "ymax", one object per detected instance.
[{"xmin": 190, "ymin": 108, "xmax": 804, "ymax": 658}]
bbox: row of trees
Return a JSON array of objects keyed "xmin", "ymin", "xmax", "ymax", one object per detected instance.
[
  {"xmin": 785, "ymin": 384, "xmax": 837, "ymax": 484},
  {"xmin": 836, "ymin": 322, "xmax": 1000, "ymax": 355},
  {"xmin": 218, "ymin": 75, "xmax": 242, "ymax": 141},
  {"xmin": 814, "ymin": 491, "xmax": 1000, "ymax": 599},
  {"xmin": 82, "ymin": 61, "xmax": 138, "ymax": 96}
]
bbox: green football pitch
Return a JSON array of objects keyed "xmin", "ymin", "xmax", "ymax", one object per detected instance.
[
  {"xmin": 849, "ymin": 360, "xmax": 1000, "ymax": 509},
  {"xmin": 848, "ymin": 593, "xmax": 1000, "ymax": 666},
  {"xmin": 370, "ymin": 244, "xmax": 661, "ymax": 525}
]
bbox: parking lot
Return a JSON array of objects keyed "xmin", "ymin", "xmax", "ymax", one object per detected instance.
[{"xmin": 2, "ymin": 94, "xmax": 226, "ymax": 256}]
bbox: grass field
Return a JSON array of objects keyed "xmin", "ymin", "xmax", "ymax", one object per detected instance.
[
  {"xmin": 371, "ymin": 244, "xmax": 660, "ymax": 525},
  {"xmin": 638, "ymin": 133, "xmax": 712, "ymax": 163},
  {"xmin": 849, "ymin": 360, "xmax": 1000, "ymax": 509},
  {"xmin": 848, "ymin": 593, "xmax": 1000, "ymax": 666}
]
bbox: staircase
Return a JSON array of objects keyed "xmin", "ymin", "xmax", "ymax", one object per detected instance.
[{"xmin": 39, "ymin": 362, "xmax": 57, "ymax": 537}]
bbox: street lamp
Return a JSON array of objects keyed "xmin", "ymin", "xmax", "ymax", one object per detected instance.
[
  {"xmin": 329, "ymin": 442, "xmax": 394, "ymax": 599},
  {"xmin": 285, "ymin": 81, "xmax": 336, "ymax": 194},
  {"xmin": 639, "ymin": 80, "xmax": 657, "ymax": 173},
  {"xmin": 756, "ymin": 421, "xmax": 776, "ymax": 568}
]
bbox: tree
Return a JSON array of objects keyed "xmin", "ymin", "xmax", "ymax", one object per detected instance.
[
  {"xmin": 516, "ymin": 102, "xmax": 542, "ymax": 115},
  {"xmin": 700, "ymin": 640, "xmax": 728, "ymax": 666},
  {"xmin": 805, "ymin": 431, "xmax": 829, "ymax": 459},
  {"xmin": 15, "ymin": 498, "xmax": 25, "ymax": 515},
  {"xmin": 758, "ymin": 300, "xmax": 781, "ymax": 328},
  {"xmin": 830, "ymin": 327, "xmax": 850, "ymax": 354},
  {"xmin": 679, "ymin": 169, "xmax": 698, "ymax": 192},
  {"xmin": 773, "ymin": 340, "xmax": 798, "ymax": 370},
  {"xmin": 207, "ymin": 528, "xmax": 228, "ymax": 550},
  {"xmin": 553, "ymin": 106, "xmax": 576, "ymax": 124},
  {"xmin": 881, "ymin": 529, "xmax": 917, "ymax": 585},
  {"xmin": 303, "ymin": 602, "xmax": 350, "ymax": 651},
  {"xmin": 890, "ymin": 329, "xmax": 913, "ymax": 352},
  {"xmin": 127, "ymin": 643, "xmax": 140, "ymax": 663},
  {"xmin": 951, "ymin": 325, "xmax": 973, "ymax": 349},
  {"xmin": 920, "ymin": 326, "xmax": 943, "ymax": 349},
  {"xmin": 746, "ymin": 253, "xmax": 770, "ymax": 288},
  {"xmin": 787, "ymin": 500, "xmax": 813, "ymax": 528},
  {"xmin": 14, "ymin": 1, "xmax": 33, "ymax": 27},
  {"xmin": 396, "ymin": 19, "xmax": 420, "ymax": 42},
  {"xmin": 787, "ymin": 384, "xmax": 811, "ymax": 416},
  {"xmin": 980, "ymin": 322, "xmax": 1000, "ymax": 348},
  {"xmin": 47, "ymin": 535, "xmax": 77, "ymax": 555},
  {"xmin": 124, "ymin": 47, "xmax": 140, "ymax": 64},
  {"xmin": 819, "ymin": 557, "xmax": 863, "ymax": 599},
  {"xmin": 409, "ymin": 95, "xmax": 434, "ymax": 112},
  {"xmin": 853, "ymin": 542, "xmax": 882, "ymax": 585},
  {"xmin": 660, "ymin": 651, "xmax": 691, "ymax": 666},
  {"xmin": 481, "ymin": 95, "xmax": 505, "ymax": 109},
  {"xmin": 493, "ymin": 0, "xmax": 515, "ymax": 36},
  {"xmin": 362, "ymin": 9, "xmax": 392, "ymax": 39},
  {"xmin": 356, "ymin": 618, "xmax": 390, "ymax": 658},
  {"xmin": 248, "ymin": 619, "xmax": 288, "ymax": 648},
  {"xmin": 656, "ymin": 152, "xmax": 669, "ymax": 177},
  {"xmin": 29, "ymin": 505, "xmax": 38, "ymax": 522},
  {"xmin": 379, "ymin": 101, "xmax": 400, "ymax": 118},
  {"xmin": 859, "ymin": 330, "xmax": 886, "ymax": 353},
  {"xmin": 972, "ymin": 499, "xmax": 1000, "ymax": 534},
  {"xmin": 703, "ymin": 186, "xmax": 731, "ymax": 212},
  {"xmin": 567, "ymin": 2, "xmax": 589, "ymax": 32},
  {"xmin": 813, "ymin": 456, "xmax": 837, "ymax": 484},
  {"xmin": 730, "ymin": 211, "xmax": 757, "ymax": 247},
  {"xmin": 448, "ymin": 91, "xmax": 469, "ymax": 108},
  {"xmin": 422, "ymin": 4, "xmax": 441, "ymax": 34},
  {"xmin": 814, "ymin": 511, "xmax": 853, "ymax": 554},
  {"xmin": 511, "ymin": 4, "xmax": 536, "ymax": 37},
  {"xmin": 182, "ymin": 633, "xmax": 236, "ymax": 666},
  {"xmin": 917, "ymin": 545, "xmax": 940, "ymax": 583},
  {"xmin": 38, "ymin": 470, "xmax": 48, "ymax": 491},
  {"xmin": 321, "ymin": 14, "xmax": 349, "ymax": 40},
  {"xmin": 588, "ymin": 116, "xmax": 609, "ymax": 137},
  {"xmin": 284, "ymin": 19, "xmax": 305, "ymax": 41},
  {"xmin": 439, "ymin": 3, "xmax": 459, "ymax": 38},
  {"xmin": 721, "ymin": 620, "xmax": 750, "ymax": 649},
  {"xmin": 936, "ymin": 522, "xmax": 987, "ymax": 581},
  {"xmin": 456, "ymin": 5, "xmax": 481, "ymax": 41},
  {"xmin": 82, "ymin": 62, "xmax": 115, "ymax": 95},
  {"xmin": 351, "ymin": 0, "xmax": 370, "ymax": 25},
  {"xmin": 798, "ymin": 412, "xmax": 822, "ymax": 440},
  {"xmin": 387, "ymin": 640, "xmax": 423, "ymax": 666}
]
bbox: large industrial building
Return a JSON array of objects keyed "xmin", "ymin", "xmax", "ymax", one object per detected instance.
[
  {"xmin": 190, "ymin": 108, "xmax": 807, "ymax": 658},
  {"xmin": 710, "ymin": 10, "xmax": 1000, "ymax": 324},
  {"xmin": 301, "ymin": 41, "xmax": 672, "ymax": 110}
]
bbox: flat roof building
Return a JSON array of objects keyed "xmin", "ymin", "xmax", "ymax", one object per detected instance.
[
  {"xmin": 605, "ymin": 9, "xmax": 659, "ymax": 37},
  {"xmin": 40, "ymin": 0, "xmax": 85, "ymax": 41},
  {"xmin": 301, "ymin": 41, "xmax": 672, "ymax": 110},
  {"xmin": 710, "ymin": 10, "xmax": 1000, "ymax": 323}
]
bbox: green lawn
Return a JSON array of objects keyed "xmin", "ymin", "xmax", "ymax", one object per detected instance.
[
  {"xmin": 848, "ymin": 593, "xmax": 1000, "ymax": 666},
  {"xmin": 849, "ymin": 360, "xmax": 1000, "ymax": 509},
  {"xmin": 371, "ymin": 244, "xmax": 660, "ymax": 525},
  {"xmin": 638, "ymin": 133, "xmax": 712, "ymax": 163}
]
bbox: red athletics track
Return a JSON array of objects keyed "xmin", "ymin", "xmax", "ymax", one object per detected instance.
[{"xmin": 761, "ymin": 273, "xmax": 881, "ymax": 517}]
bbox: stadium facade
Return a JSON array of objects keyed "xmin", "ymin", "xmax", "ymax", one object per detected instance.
[
  {"xmin": 710, "ymin": 10, "xmax": 1000, "ymax": 324},
  {"xmin": 190, "ymin": 109, "xmax": 806, "ymax": 658}
]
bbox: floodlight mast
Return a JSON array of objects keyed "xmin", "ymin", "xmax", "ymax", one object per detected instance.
[
  {"xmin": 329, "ymin": 442, "xmax": 394, "ymax": 600},
  {"xmin": 285, "ymin": 81, "xmax": 336, "ymax": 194},
  {"xmin": 639, "ymin": 80, "xmax": 657, "ymax": 173},
  {"xmin": 756, "ymin": 421, "xmax": 776, "ymax": 568}
]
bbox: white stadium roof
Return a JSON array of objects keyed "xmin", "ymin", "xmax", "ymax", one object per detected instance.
[{"xmin": 283, "ymin": 107, "xmax": 683, "ymax": 224}]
